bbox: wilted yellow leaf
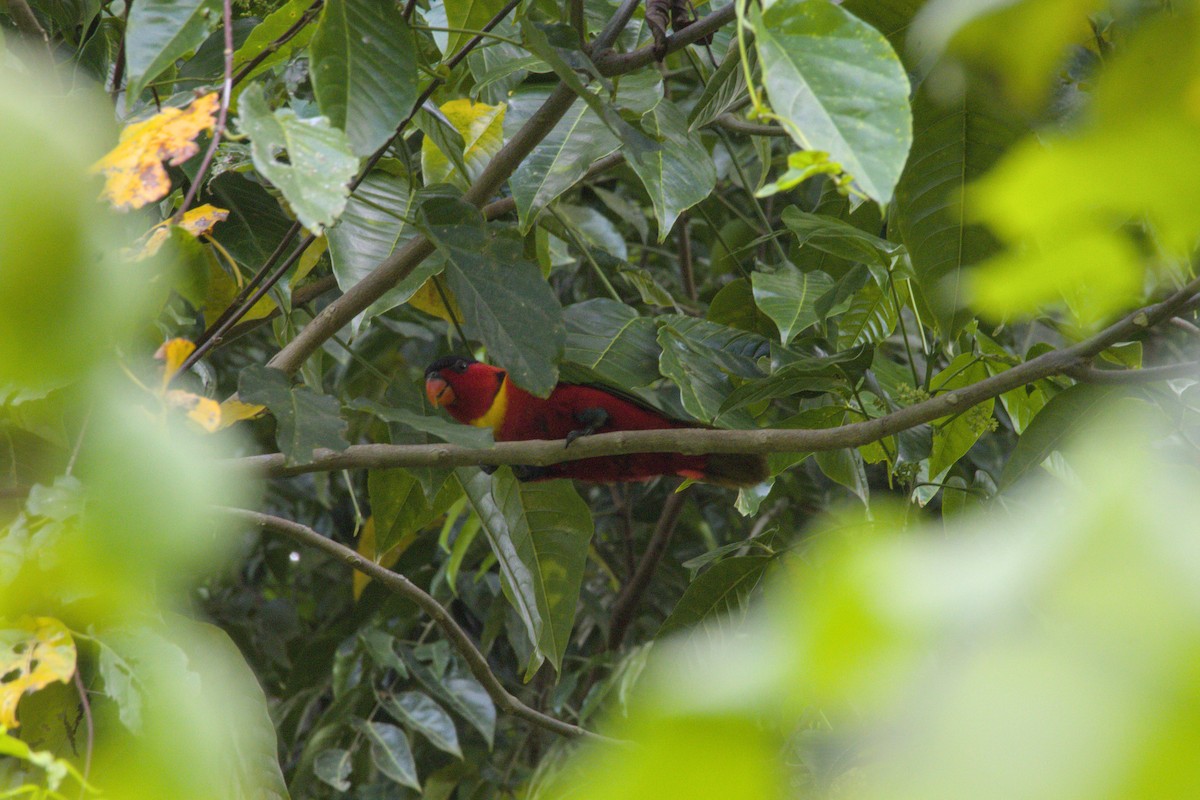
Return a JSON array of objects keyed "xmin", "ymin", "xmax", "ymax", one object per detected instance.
[
  {"xmin": 165, "ymin": 390, "xmax": 222, "ymax": 432},
  {"xmin": 155, "ymin": 338, "xmax": 196, "ymax": 389},
  {"xmin": 205, "ymin": 260, "xmax": 277, "ymax": 326},
  {"xmin": 218, "ymin": 397, "xmax": 266, "ymax": 428},
  {"xmin": 408, "ymin": 276, "xmax": 462, "ymax": 323},
  {"xmin": 138, "ymin": 204, "xmax": 230, "ymax": 259},
  {"xmin": 92, "ymin": 92, "xmax": 219, "ymax": 211},
  {"xmin": 0, "ymin": 617, "xmax": 77, "ymax": 729},
  {"xmin": 421, "ymin": 99, "xmax": 506, "ymax": 188}
]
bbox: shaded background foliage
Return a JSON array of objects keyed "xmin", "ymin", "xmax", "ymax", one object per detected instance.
[{"xmin": 3, "ymin": 0, "xmax": 1200, "ymax": 798}]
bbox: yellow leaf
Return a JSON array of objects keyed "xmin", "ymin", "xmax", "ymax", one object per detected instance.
[
  {"xmin": 91, "ymin": 92, "xmax": 220, "ymax": 211},
  {"xmin": 138, "ymin": 204, "xmax": 230, "ymax": 259},
  {"xmin": 290, "ymin": 235, "xmax": 328, "ymax": 289},
  {"xmin": 155, "ymin": 338, "xmax": 196, "ymax": 389},
  {"xmin": 218, "ymin": 398, "xmax": 266, "ymax": 428},
  {"xmin": 421, "ymin": 99, "xmax": 506, "ymax": 189},
  {"xmin": 0, "ymin": 617, "xmax": 76, "ymax": 729},
  {"xmin": 165, "ymin": 390, "xmax": 222, "ymax": 432},
  {"xmin": 407, "ymin": 276, "xmax": 462, "ymax": 323},
  {"xmin": 353, "ymin": 517, "xmax": 410, "ymax": 600}
]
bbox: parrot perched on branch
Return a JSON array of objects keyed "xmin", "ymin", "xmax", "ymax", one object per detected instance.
[{"xmin": 424, "ymin": 356, "xmax": 768, "ymax": 487}]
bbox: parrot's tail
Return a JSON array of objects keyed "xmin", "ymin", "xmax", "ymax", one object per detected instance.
[{"xmin": 698, "ymin": 453, "xmax": 770, "ymax": 489}]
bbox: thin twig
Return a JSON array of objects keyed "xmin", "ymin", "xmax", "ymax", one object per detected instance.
[
  {"xmin": 608, "ymin": 487, "xmax": 689, "ymax": 650},
  {"xmin": 72, "ymin": 670, "xmax": 93, "ymax": 800},
  {"xmin": 713, "ymin": 114, "xmax": 788, "ymax": 137},
  {"xmin": 7, "ymin": 0, "xmax": 59, "ymax": 86},
  {"xmin": 237, "ymin": 278, "xmax": 1200, "ymax": 476},
  {"xmin": 231, "ymin": 0, "xmax": 324, "ymax": 87},
  {"xmin": 1067, "ymin": 360, "xmax": 1200, "ymax": 383},
  {"xmin": 176, "ymin": 0, "xmax": 235, "ymax": 220},
  {"xmin": 675, "ymin": 211, "xmax": 697, "ymax": 302},
  {"xmin": 223, "ymin": 507, "xmax": 614, "ymax": 742}
]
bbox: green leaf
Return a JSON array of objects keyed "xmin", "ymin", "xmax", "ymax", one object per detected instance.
[
  {"xmin": 751, "ymin": 263, "xmax": 834, "ymax": 344},
  {"xmin": 123, "ymin": 0, "xmax": 220, "ymax": 101},
  {"xmin": 237, "ymin": 84, "xmax": 358, "ymax": 234},
  {"xmin": 717, "ymin": 368, "xmax": 848, "ymax": 419},
  {"xmin": 563, "ymin": 299, "xmax": 662, "ymax": 388},
  {"xmin": 708, "ymin": 279, "xmax": 780, "ymax": 339},
  {"xmin": 627, "ymin": 100, "xmax": 718, "ymax": 240},
  {"xmin": 657, "ymin": 556, "xmax": 772, "ymax": 639},
  {"xmin": 927, "ymin": 354, "xmax": 994, "ymax": 478},
  {"xmin": 355, "ymin": 720, "xmax": 420, "ymax": 790},
  {"xmin": 400, "ymin": 650, "xmax": 496, "ymax": 747},
  {"xmin": 836, "ymin": 281, "xmax": 899, "ymax": 350},
  {"xmin": 314, "ymin": 749, "xmax": 352, "ymax": 792},
  {"xmin": 893, "ymin": 88, "xmax": 1026, "ymax": 336},
  {"xmin": 418, "ymin": 197, "xmax": 565, "ymax": 397},
  {"xmin": 309, "ymin": 0, "xmax": 419, "ymax": 157},
  {"xmin": 466, "ymin": 469, "xmax": 593, "ymax": 676},
  {"xmin": 1001, "ymin": 384, "xmax": 1123, "ymax": 488},
  {"xmin": 239, "ymin": 364, "xmax": 349, "ymax": 465},
  {"xmin": 751, "ymin": 0, "xmax": 912, "ymax": 203},
  {"xmin": 231, "ymin": 0, "xmax": 319, "ymax": 87},
  {"xmin": 687, "ymin": 43, "xmax": 749, "ymax": 131},
  {"xmin": 816, "ymin": 445, "xmax": 870, "ymax": 505},
  {"xmin": 380, "ymin": 690, "xmax": 463, "ymax": 758},
  {"xmin": 781, "ymin": 207, "xmax": 903, "ymax": 276},
  {"xmin": 444, "ymin": 0, "xmax": 504, "ymax": 57},
  {"xmin": 657, "ymin": 325, "xmax": 756, "ymax": 428},
  {"xmin": 619, "ymin": 266, "xmax": 676, "ymax": 308},
  {"xmin": 369, "ymin": 469, "xmax": 454, "ymax": 553},
  {"xmin": 420, "ymin": 99, "xmax": 506, "ymax": 189},
  {"xmin": 202, "ymin": 172, "xmax": 294, "ymax": 268}
]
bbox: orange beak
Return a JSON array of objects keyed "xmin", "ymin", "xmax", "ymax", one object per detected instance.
[{"xmin": 426, "ymin": 375, "xmax": 454, "ymax": 408}]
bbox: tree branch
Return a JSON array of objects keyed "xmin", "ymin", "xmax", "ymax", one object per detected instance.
[
  {"xmin": 712, "ymin": 114, "xmax": 789, "ymax": 137},
  {"xmin": 607, "ymin": 487, "xmax": 689, "ymax": 650},
  {"xmin": 176, "ymin": 0, "xmax": 235, "ymax": 219},
  {"xmin": 236, "ymin": 278, "xmax": 1200, "ymax": 477},
  {"xmin": 1067, "ymin": 360, "xmax": 1200, "ymax": 383},
  {"xmin": 221, "ymin": 507, "xmax": 612, "ymax": 743},
  {"xmin": 264, "ymin": 1, "xmax": 735, "ymax": 376}
]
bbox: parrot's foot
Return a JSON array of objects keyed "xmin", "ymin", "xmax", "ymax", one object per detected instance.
[{"xmin": 565, "ymin": 407, "xmax": 609, "ymax": 448}]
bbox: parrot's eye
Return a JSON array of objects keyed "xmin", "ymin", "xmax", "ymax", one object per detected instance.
[{"xmin": 452, "ymin": 359, "xmax": 470, "ymax": 372}]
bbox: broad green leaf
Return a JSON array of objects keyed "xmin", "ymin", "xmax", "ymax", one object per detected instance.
[
  {"xmin": 657, "ymin": 325, "xmax": 756, "ymax": 429},
  {"xmin": 662, "ymin": 315, "xmax": 772, "ymax": 369},
  {"xmin": 492, "ymin": 470, "xmax": 594, "ymax": 675},
  {"xmin": 420, "ymin": 99, "xmax": 506, "ymax": 189},
  {"xmin": 893, "ymin": 88, "xmax": 1026, "ymax": 336},
  {"xmin": 814, "ymin": 264, "xmax": 872, "ymax": 321},
  {"xmin": 239, "ymin": 364, "xmax": 349, "ymax": 465},
  {"xmin": 379, "ymin": 690, "xmax": 462, "ymax": 758},
  {"xmin": 237, "ymin": 84, "xmax": 358, "ymax": 234},
  {"xmin": 1001, "ymin": 384, "xmax": 1124, "ymax": 488},
  {"xmin": 355, "ymin": 720, "xmax": 420, "ymax": 790},
  {"xmin": 369, "ymin": 469, "xmax": 453, "ymax": 553},
  {"xmin": 751, "ymin": 0, "xmax": 912, "ymax": 203},
  {"xmin": 927, "ymin": 354, "xmax": 994, "ymax": 477},
  {"xmin": 751, "ymin": 263, "xmax": 834, "ymax": 344},
  {"xmin": 557, "ymin": 204, "xmax": 628, "ymax": 260},
  {"xmin": 781, "ymin": 207, "xmax": 903, "ymax": 275},
  {"xmin": 627, "ymin": 100, "xmax": 717, "ymax": 240},
  {"xmin": 310, "ymin": 0, "xmax": 419, "ymax": 157},
  {"xmin": 657, "ymin": 556, "xmax": 773, "ymax": 639},
  {"xmin": 202, "ymin": 171, "xmax": 294, "ymax": 269},
  {"xmin": 400, "ymin": 650, "xmax": 496, "ymax": 747},
  {"xmin": 840, "ymin": 0, "xmax": 924, "ymax": 66},
  {"xmin": 563, "ymin": 299, "xmax": 662, "ymax": 389},
  {"xmin": 324, "ymin": 169, "xmax": 440, "ymax": 327},
  {"xmin": 123, "ymin": 0, "xmax": 220, "ymax": 101},
  {"xmin": 687, "ymin": 44, "xmax": 749, "ymax": 131},
  {"xmin": 314, "ymin": 749, "xmax": 352, "ymax": 791},
  {"xmin": 414, "ymin": 104, "xmax": 470, "ymax": 180},
  {"xmin": 418, "ymin": 197, "xmax": 564, "ymax": 397},
  {"xmin": 717, "ymin": 368, "xmax": 848, "ymax": 419},
  {"xmin": 458, "ymin": 469, "xmax": 544, "ymax": 664},
  {"xmin": 619, "ymin": 267, "xmax": 676, "ymax": 308},
  {"xmin": 444, "ymin": 0, "xmax": 505, "ymax": 56},
  {"xmin": 708, "ymin": 279, "xmax": 780, "ymax": 339},
  {"xmin": 816, "ymin": 444, "xmax": 870, "ymax": 505},
  {"xmin": 231, "ymin": 0, "xmax": 319, "ymax": 87},
  {"xmin": 836, "ymin": 281, "xmax": 898, "ymax": 350}
]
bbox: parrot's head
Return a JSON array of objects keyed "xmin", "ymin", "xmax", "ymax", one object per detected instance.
[{"xmin": 425, "ymin": 356, "xmax": 507, "ymax": 424}]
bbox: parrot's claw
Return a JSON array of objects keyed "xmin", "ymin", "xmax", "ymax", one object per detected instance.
[{"xmin": 565, "ymin": 407, "xmax": 609, "ymax": 448}]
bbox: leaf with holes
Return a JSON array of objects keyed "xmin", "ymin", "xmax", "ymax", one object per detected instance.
[{"xmin": 0, "ymin": 617, "xmax": 76, "ymax": 729}]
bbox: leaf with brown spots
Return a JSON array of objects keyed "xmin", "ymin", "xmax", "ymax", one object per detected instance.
[{"xmin": 0, "ymin": 617, "xmax": 76, "ymax": 729}]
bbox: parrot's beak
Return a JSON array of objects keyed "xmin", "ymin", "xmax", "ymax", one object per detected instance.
[{"xmin": 426, "ymin": 375, "xmax": 454, "ymax": 408}]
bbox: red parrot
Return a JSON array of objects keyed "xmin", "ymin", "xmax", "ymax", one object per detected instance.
[{"xmin": 424, "ymin": 356, "xmax": 768, "ymax": 487}]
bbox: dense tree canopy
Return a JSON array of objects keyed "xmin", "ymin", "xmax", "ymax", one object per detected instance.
[{"xmin": 3, "ymin": 0, "xmax": 1200, "ymax": 797}]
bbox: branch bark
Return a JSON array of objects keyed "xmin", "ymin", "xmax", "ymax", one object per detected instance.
[
  {"xmin": 222, "ymin": 507, "xmax": 612, "ymax": 743},
  {"xmin": 235, "ymin": 276, "xmax": 1200, "ymax": 477}
]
